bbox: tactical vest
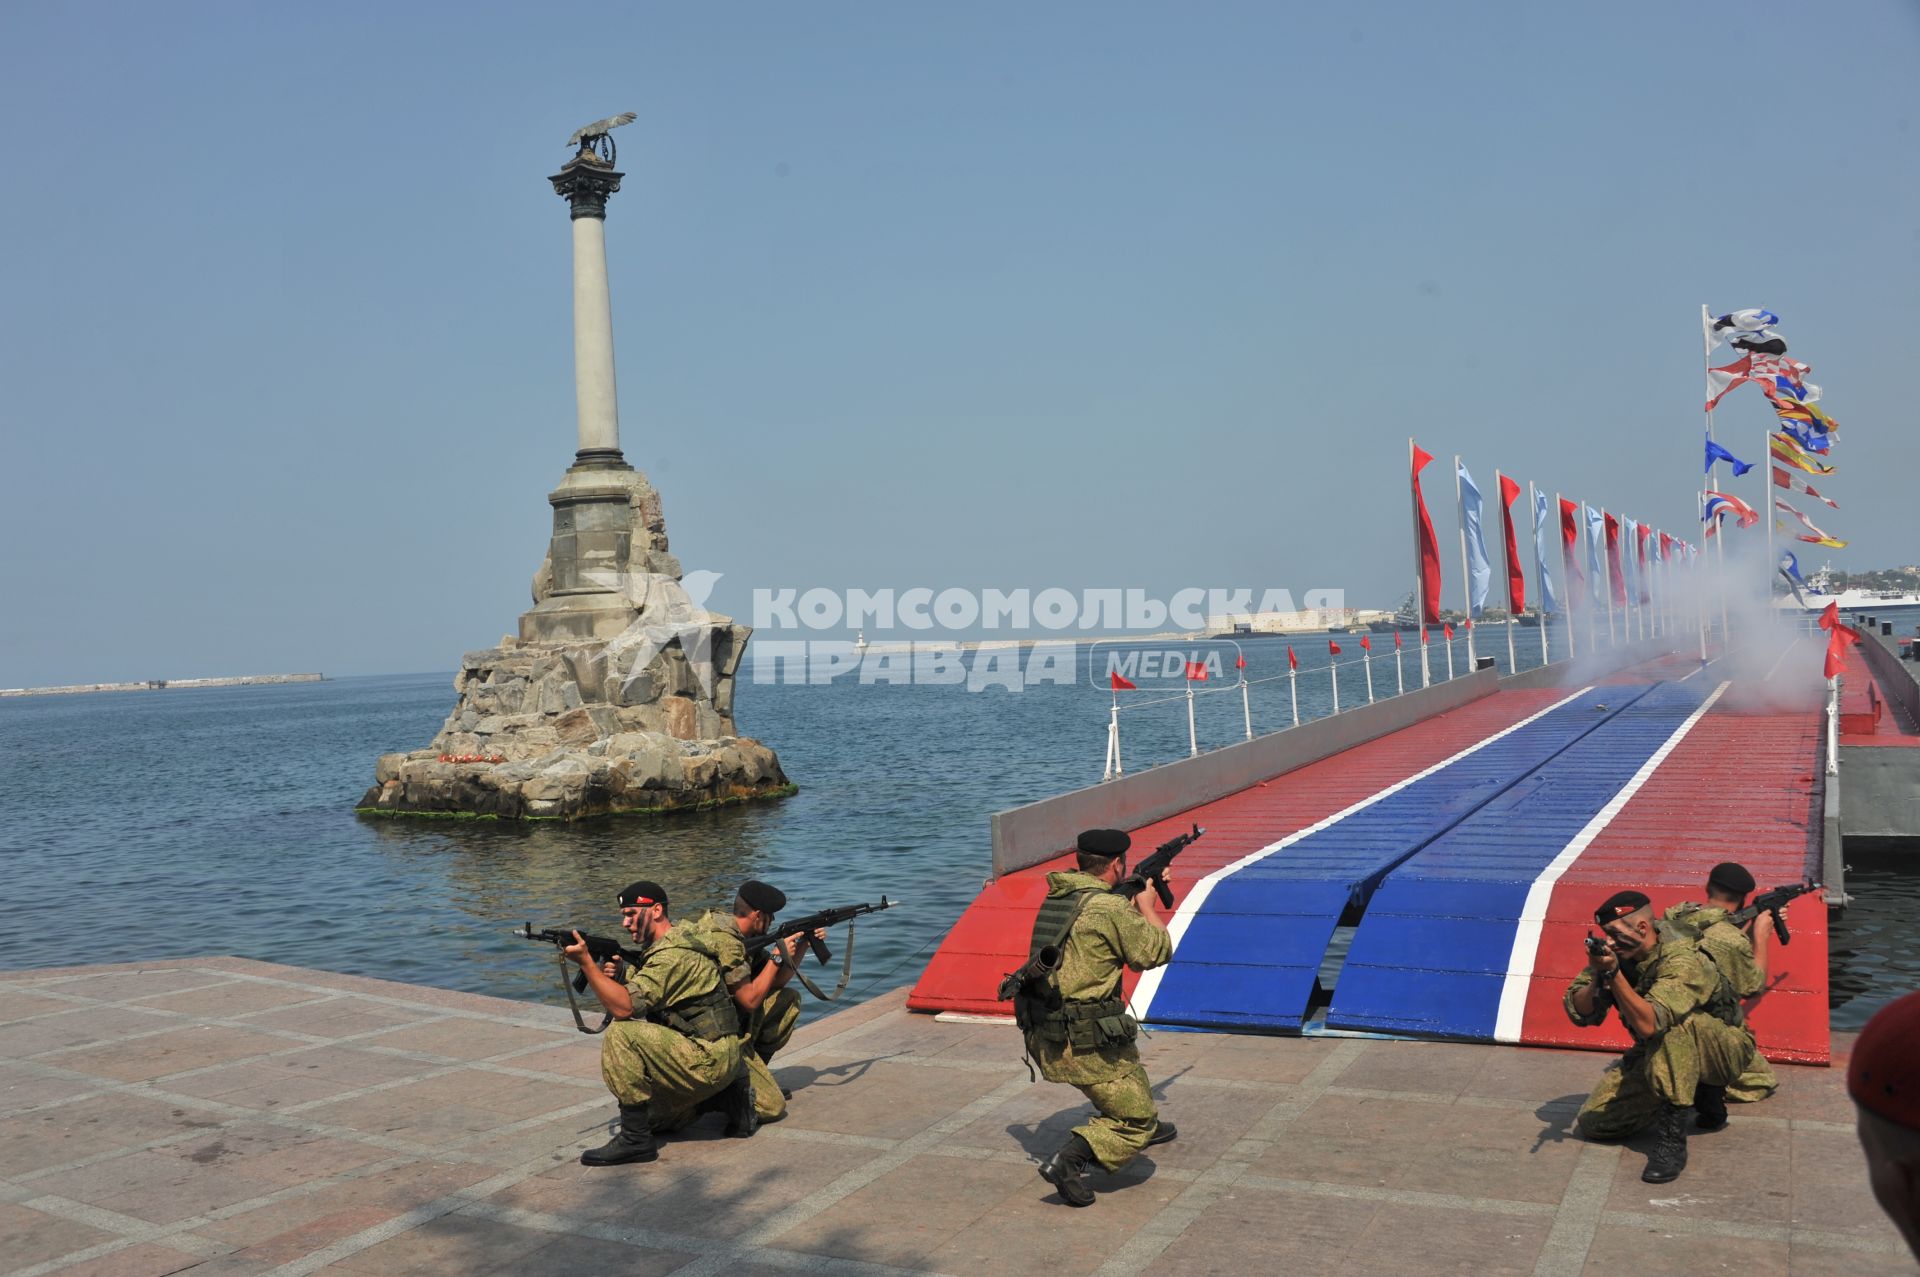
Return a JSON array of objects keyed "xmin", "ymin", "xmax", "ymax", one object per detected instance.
[
  {"xmin": 1004, "ymin": 888, "xmax": 1136, "ymax": 1052},
  {"xmin": 649, "ymin": 932, "xmax": 742, "ymax": 1042},
  {"xmin": 1665, "ymin": 907, "xmax": 1754, "ymax": 1010}
]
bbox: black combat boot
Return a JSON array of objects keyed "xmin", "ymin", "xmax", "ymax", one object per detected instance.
[
  {"xmin": 1693, "ymin": 1084, "xmax": 1729, "ymax": 1133},
  {"xmin": 580, "ymin": 1104, "xmax": 657, "ymax": 1166},
  {"xmin": 1641, "ymin": 1104, "xmax": 1690, "ymax": 1183},
  {"xmin": 1038, "ymin": 1134, "xmax": 1098, "ymax": 1207},
  {"xmin": 721, "ymin": 1074, "xmax": 759, "ymax": 1139},
  {"xmin": 1145, "ymin": 1121, "xmax": 1178, "ymax": 1147}
]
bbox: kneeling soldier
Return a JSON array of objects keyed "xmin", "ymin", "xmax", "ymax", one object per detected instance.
[
  {"xmin": 566, "ymin": 880, "xmax": 743, "ymax": 1166},
  {"xmin": 684, "ymin": 879, "xmax": 814, "ymax": 1131},
  {"xmin": 1018, "ymin": 828, "xmax": 1177, "ymax": 1208},
  {"xmin": 1661, "ymin": 860, "xmax": 1779, "ymax": 1125},
  {"xmin": 1566, "ymin": 889, "xmax": 1758, "ymax": 1183}
]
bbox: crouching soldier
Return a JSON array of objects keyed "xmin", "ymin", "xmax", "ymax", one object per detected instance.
[
  {"xmin": 1010, "ymin": 828, "xmax": 1177, "ymax": 1208},
  {"xmin": 1566, "ymin": 889, "xmax": 1759, "ymax": 1184},
  {"xmin": 1661, "ymin": 860, "xmax": 1779, "ymax": 1122},
  {"xmin": 566, "ymin": 880, "xmax": 744, "ymax": 1166},
  {"xmin": 683, "ymin": 879, "xmax": 816, "ymax": 1131}
]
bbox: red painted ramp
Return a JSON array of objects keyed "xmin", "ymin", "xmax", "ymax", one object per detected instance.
[
  {"xmin": 1512, "ymin": 677, "xmax": 1830, "ymax": 1064},
  {"xmin": 909, "ymin": 686, "xmax": 1577, "ymax": 1016}
]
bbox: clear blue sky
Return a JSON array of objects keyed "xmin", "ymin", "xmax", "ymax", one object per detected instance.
[{"xmin": 2, "ymin": 2, "xmax": 1914, "ymax": 684}]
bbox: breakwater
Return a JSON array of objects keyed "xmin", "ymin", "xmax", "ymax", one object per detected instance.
[{"xmin": 0, "ymin": 672, "xmax": 322, "ymax": 698}]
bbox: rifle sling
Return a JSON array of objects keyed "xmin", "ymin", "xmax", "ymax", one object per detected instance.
[
  {"xmin": 790, "ymin": 919, "xmax": 858, "ymax": 1002},
  {"xmin": 557, "ymin": 949, "xmax": 614, "ymax": 1035}
]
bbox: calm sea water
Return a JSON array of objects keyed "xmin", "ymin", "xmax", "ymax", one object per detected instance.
[{"xmin": 0, "ymin": 628, "xmax": 1909, "ymax": 1031}]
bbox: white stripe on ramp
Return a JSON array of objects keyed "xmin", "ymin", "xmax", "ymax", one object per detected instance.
[
  {"xmin": 1490, "ymin": 680, "xmax": 1731, "ymax": 1043},
  {"xmin": 1129, "ymin": 686, "xmax": 1594, "ymax": 1022}
]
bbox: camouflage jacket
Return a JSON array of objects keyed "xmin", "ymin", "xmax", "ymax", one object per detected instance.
[
  {"xmin": 1044, "ymin": 871, "xmax": 1172, "ymax": 1003},
  {"xmin": 620, "ymin": 926, "xmax": 738, "ymax": 1039},
  {"xmin": 1563, "ymin": 922, "xmax": 1740, "ymax": 1040},
  {"xmin": 682, "ymin": 909, "xmax": 755, "ymax": 990},
  {"xmin": 1662, "ymin": 902, "xmax": 1764, "ymax": 999}
]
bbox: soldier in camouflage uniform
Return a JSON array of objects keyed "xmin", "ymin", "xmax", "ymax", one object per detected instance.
[
  {"xmin": 564, "ymin": 880, "xmax": 744, "ymax": 1166},
  {"xmin": 1661, "ymin": 860, "xmax": 1778, "ymax": 1122},
  {"xmin": 683, "ymin": 879, "xmax": 819, "ymax": 1130},
  {"xmin": 1011, "ymin": 828, "xmax": 1177, "ymax": 1208},
  {"xmin": 1566, "ymin": 889, "xmax": 1757, "ymax": 1184}
]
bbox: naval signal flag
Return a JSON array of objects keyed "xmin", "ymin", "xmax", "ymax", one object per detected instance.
[
  {"xmin": 1235, "ymin": 652, "xmax": 1247, "ymax": 670},
  {"xmin": 1328, "ymin": 639, "xmax": 1342, "ymax": 655},
  {"xmin": 1109, "ymin": 670, "xmax": 1136, "ymax": 691},
  {"xmin": 1185, "ymin": 661, "xmax": 1209, "ymax": 682},
  {"xmin": 1359, "ymin": 635, "xmax": 1371, "ymax": 650}
]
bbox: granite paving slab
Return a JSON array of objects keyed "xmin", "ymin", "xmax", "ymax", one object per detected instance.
[{"xmin": 0, "ymin": 957, "xmax": 1908, "ymax": 1277}]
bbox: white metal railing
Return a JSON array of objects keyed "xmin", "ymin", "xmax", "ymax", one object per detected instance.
[{"xmin": 1098, "ymin": 605, "xmax": 1723, "ymax": 781}]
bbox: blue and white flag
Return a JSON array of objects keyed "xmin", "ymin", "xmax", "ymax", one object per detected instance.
[
  {"xmin": 1532, "ymin": 488, "xmax": 1560, "ymax": 615},
  {"xmin": 1621, "ymin": 518, "xmax": 1639, "ymax": 601},
  {"xmin": 1779, "ymin": 550, "xmax": 1814, "ymax": 607},
  {"xmin": 1584, "ymin": 505, "xmax": 1606, "ymax": 605},
  {"xmin": 1457, "ymin": 461, "xmax": 1492, "ymax": 618}
]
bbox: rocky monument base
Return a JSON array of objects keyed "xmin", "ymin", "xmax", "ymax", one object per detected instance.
[{"xmin": 357, "ymin": 629, "xmax": 791, "ymax": 821}]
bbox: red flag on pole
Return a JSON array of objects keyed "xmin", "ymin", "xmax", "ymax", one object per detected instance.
[
  {"xmin": 1824, "ymin": 616, "xmax": 1863, "ymax": 679},
  {"xmin": 1558, "ymin": 496, "xmax": 1585, "ymax": 591},
  {"xmin": 1604, "ymin": 512, "xmax": 1628, "ymax": 607},
  {"xmin": 1411, "ymin": 443, "xmax": 1443, "ymax": 625},
  {"xmin": 1359, "ymin": 635, "xmax": 1371, "ymax": 651},
  {"xmin": 1235, "ymin": 652, "xmax": 1247, "ymax": 670},
  {"xmin": 1328, "ymin": 639, "xmax": 1342, "ymax": 655},
  {"xmin": 1185, "ymin": 661, "xmax": 1209, "ymax": 682},
  {"xmin": 1818, "ymin": 601, "xmax": 1839, "ymax": 631},
  {"xmin": 1287, "ymin": 646, "xmax": 1298, "ymax": 670},
  {"xmin": 1634, "ymin": 524, "xmax": 1653, "ymax": 604},
  {"xmin": 1394, "ymin": 630, "xmax": 1402, "ymax": 648},
  {"xmin": 1109, "ymin": 670, "xmax": 1136, "ymax": 691},
  {"xmin": 1498, "ymin": 473, "xmax": 1526, "ymax": 614},
  {"xmin": 1443, "ymin": 622, "xmax": 1454, "ymax": 640}
]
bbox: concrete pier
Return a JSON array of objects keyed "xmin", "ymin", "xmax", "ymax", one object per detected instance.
[{"xmin": 0, "ymin": 958, "xmax": 1907, "ymax": 1275}]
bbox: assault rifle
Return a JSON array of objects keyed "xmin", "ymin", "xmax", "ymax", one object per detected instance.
[
  {"xmin": 1113, "ymin": 824, "xmax": 1206, "ymax": 907},
  {"xmin": 744, "ymin": 897, "xmax": 900, "ymax": 1001},
  {"xmin": 1584, "ymin": 933, "xmax": 1609, "ymax": 959},
  {"xmin": 509, "ymin": 924, "xmax": 649, "ymax": 1034},
  {"xmin": 1728, "ymin": 881, "xmax": 1819, "ymax": 945}
]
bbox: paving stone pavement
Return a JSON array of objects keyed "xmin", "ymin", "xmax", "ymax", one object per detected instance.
[{"xmin": 0, "ymin": 958, "xmax": 1909, "ymax": 1276}]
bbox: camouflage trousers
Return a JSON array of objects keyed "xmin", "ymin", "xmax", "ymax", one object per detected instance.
[
  {"xmin": 743, "ymin": 987, "xmax": 801, "ymax": 1122},
  {"xmin": 600, "ymin": 1019, "xmax": 742, "ymax": 1131},
  {"xmin": 1728, "ymin": 1050, "xmax": 1779, "ymax": 1104},
  {"xmin": 1575, "ymin": 1014, "xmax": 1757, "ymax": 1141},
  {"xmin": 1029, "ymin": 1035, "xmax": 1161, "ymax": 1172}
]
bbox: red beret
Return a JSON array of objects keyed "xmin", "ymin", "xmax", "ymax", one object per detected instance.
[{"xmin": 1848, "ymin": 991, "xmax": 1920, "ymax": 1130}]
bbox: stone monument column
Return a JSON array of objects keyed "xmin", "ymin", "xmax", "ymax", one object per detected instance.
[
  {"xmin": 556, "ymin": 160, "xmax": 625, "ymax": 467},
  {"xmin": 520, "ymin": 144, "xmax": 646, "ymax": 642}
]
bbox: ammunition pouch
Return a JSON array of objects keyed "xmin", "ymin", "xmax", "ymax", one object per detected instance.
[{"xmin": 1058, "ymin": 996, "xmax": 1136, "ymax": 1052}]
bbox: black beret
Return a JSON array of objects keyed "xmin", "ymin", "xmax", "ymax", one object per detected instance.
[
  {"xmin": 1594, "ymin": 890, "xmax": 1651, "ymax": 924},
  {"xmin": 618, "ymin": 880, "xmax": 668, "ymax": 909},
  {"xmin": 1707, "ymin": 862, "xmax": 1755, "ymax": 897},
  {"xmin": 736, "ymin": 880, "xmax": 787, "ymax": 915},
  {"xmin": 1077, "ymin": 828, "xmax": 1131, "ymax": 859}
]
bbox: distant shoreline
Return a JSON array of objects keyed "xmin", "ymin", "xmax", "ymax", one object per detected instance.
[{"xmin": 0, "ymin": 673, "xmax": 324, "ymax": 699}]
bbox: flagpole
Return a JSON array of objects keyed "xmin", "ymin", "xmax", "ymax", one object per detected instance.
[
  {"xmin": 1530, "ymin": 481, "xmax": 1550, "ymax": 666},
  {"xmin": 1703, "ymin": 304, "xmax": 1730, "ymax": 644},
  {"xmin": 1583, "ymin": 505, "xmax": 1600, "ymax": 650},
  {"xmin": 1364, "ymin": 647, "xmax": 1375, "ymax": 703},
  {"xmin": 1185, "ymin": 679, "xmax": 1197, "ymax": 758},
  {"xmin": 1240, "ymin": 676, "xmax": 1252, "ymax": 741},
  {"xmin": 1103, "ymin": 698, "xmax": 1120, "ymax": 781},
  {"xmin": 1455, "ymin": 456, "xmax": 1477, "ymax": 666},
  {"xmin": 1496, "ymin": 468, "xmax": 1518, "ymax": 673},
  {"xmin": 1289, "ymin": 663, "xmax": 1299, "ymax": 727},
  {"xmin": 1764, "ymin": 424, "xmax": 1777, "ymax": 631},
  {"xmin": 1331, "ymin": 659, "xmax": 1340, "ymax": 713},
  {"xmin": 1411, "ymin": 438, "xmax": 1432, "ymax": 689},
  {"xmin": 1444, "ymin": 632, "xmax": 1455, "ymax": 680}
]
